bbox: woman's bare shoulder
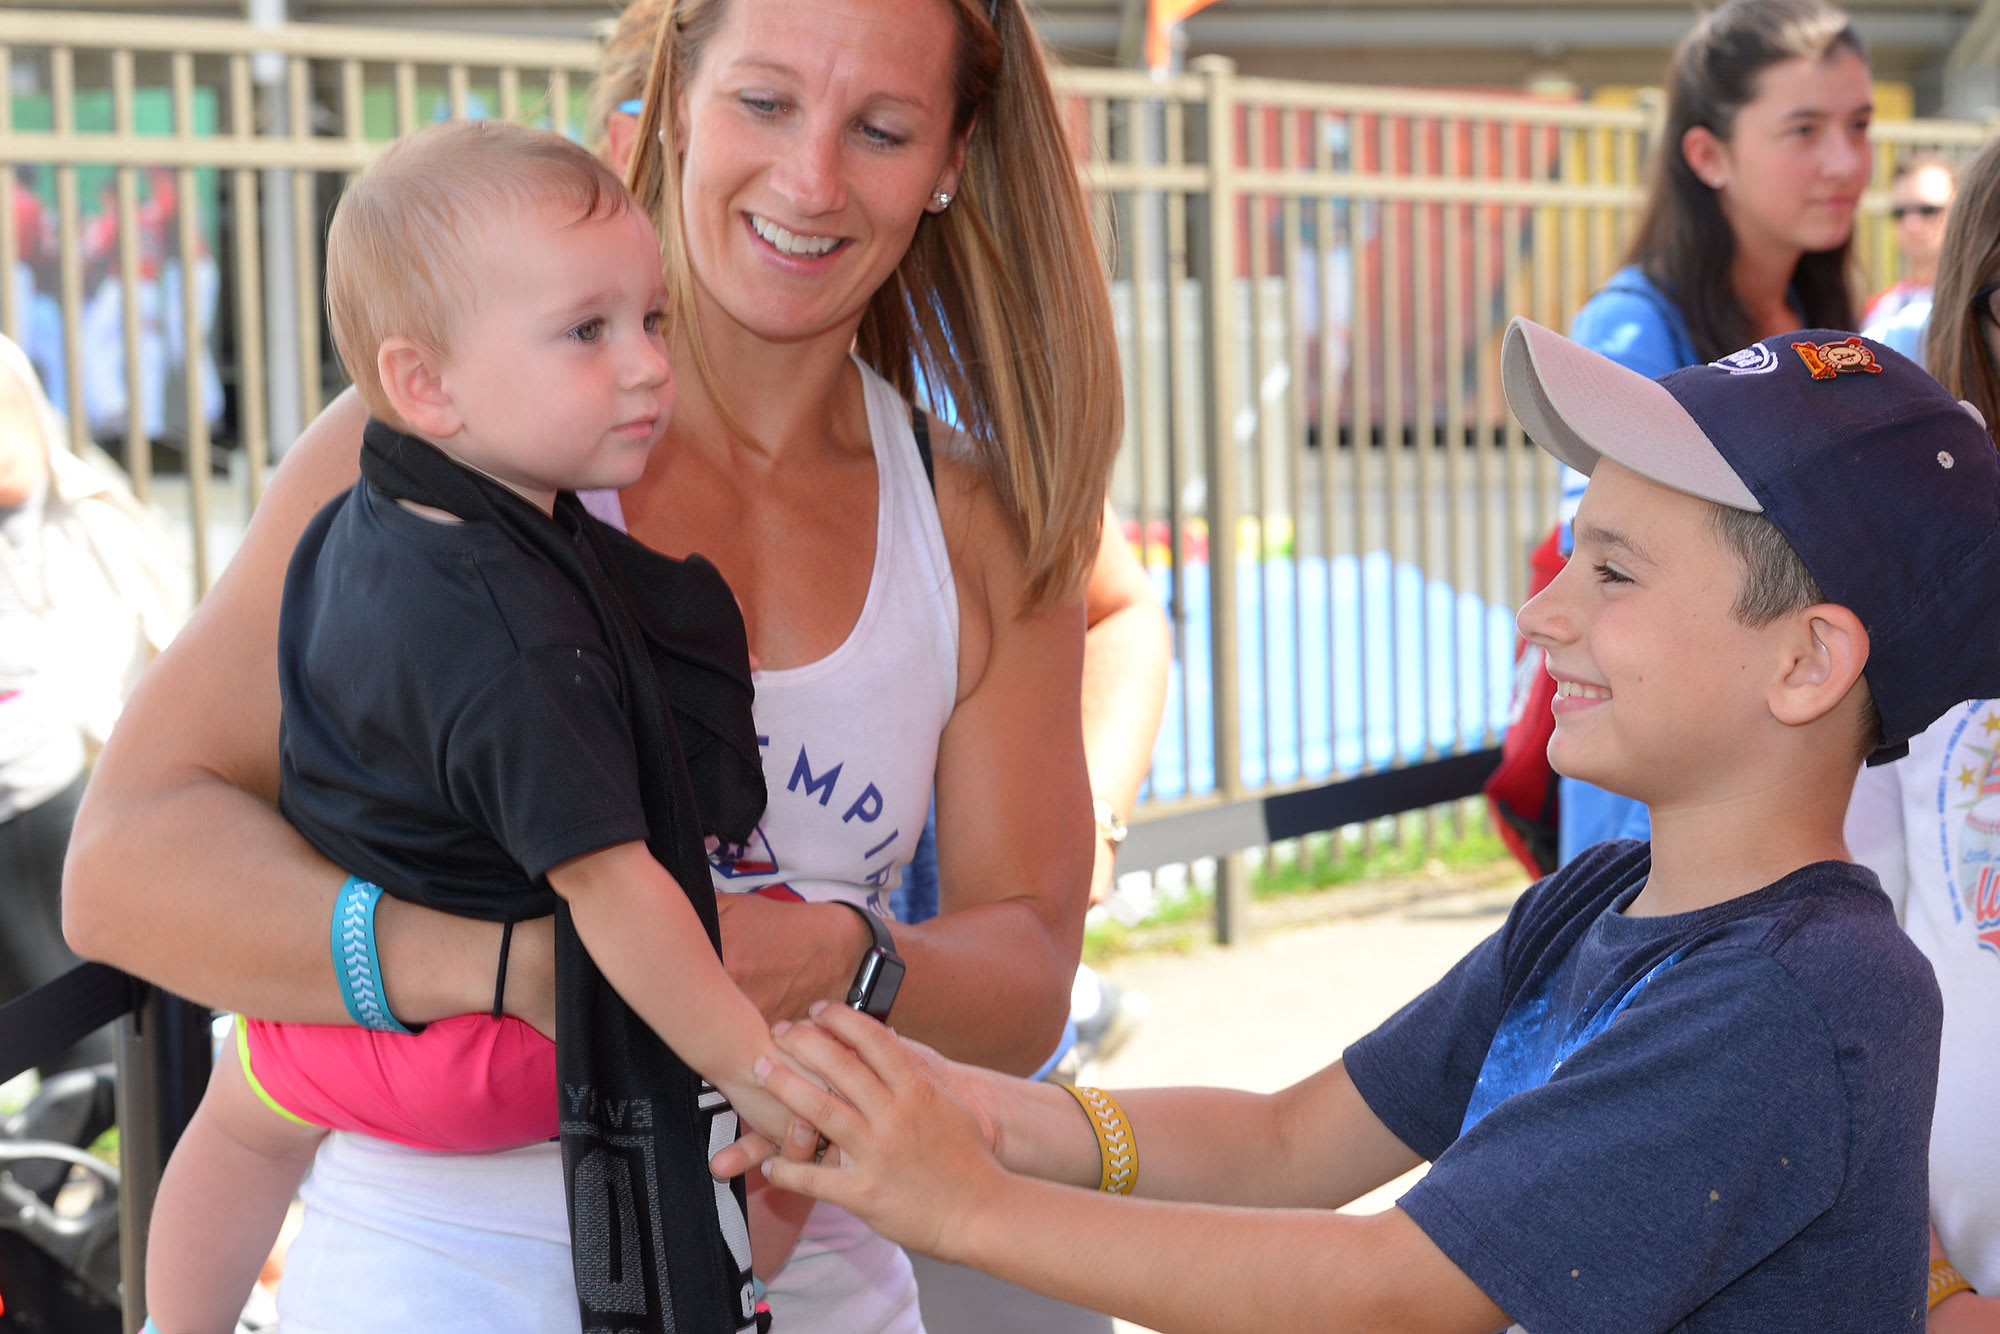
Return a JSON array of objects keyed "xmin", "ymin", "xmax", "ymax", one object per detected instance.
[
  {"xmin": 927, "ymin": 423, "xmax": 1040, "ymax": 702},
  {"xmin": 927, "ymin": 423, "xmax": 1023, "ymax": 584}
]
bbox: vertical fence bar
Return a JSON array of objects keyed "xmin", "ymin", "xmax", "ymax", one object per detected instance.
[
  {"xmin": 1413, "ymin": 119, "xmax": 1437, "ymax": 776},
  {"xmin": 549, "ymin": 69, "xmax": 571, "ymax": 138},
  {"xmin": 0, "ymin": 48, "xmax": 18, "ymax": 348},
  {"xmin": 1527, "ymin": 121, "xmax": 1557, "ymax": 546},
  {"xmin": 1244, "ymin": 105, "xmax": 1272, "ymax": 800},
  {"xmin": 1348, "ymin": 108, "xmax": 1374, "ymax": 795},
  {"xmin": 1165, "ymin": 93, "xmax": 1195, "ymax": 804},
  {"xmin": 52, "ymin": 45, "xmax": 84, "ymax": 453},
  {"xmin": 1195, "ymin": 56, "xmax": 1247, "ymax": 943},
  {"xmin": 290, "ymin": 55, "xmax": 321, "ymax": 422},
  {"xmin": 1314, "ymin": 113, "xmax": 1342, "ymax": 791},
  {"xmin": 499, "ymin": 65, "xmax": 520, "ymax": 123},
  {"xmin": 449, "ymin": 62, "xmax": 470, "ymax": 121},
  {"xmin": 1442, "ymin": 119, "xmax": 1468, "ymax": 759},
  {"xmin": 395, "ymin": 60, "xmax": 418, "ymax": 137},
  {"xmin": 232, "ymin": 52, "xmax": 269, "ymax": 504},
  {"xmin": 1472, "ymin": 120, "xmax": 1499, "ymax": 746},
  {"xmin": 1501, "ymin": 120, "xmax": 1526, "ymax": 613},
  {"xmin": 1379, "ymin": 113, "xmax": 1405, "ymax": 796},
  {"xmin": 173, "ymin": 51, "xmax": 212, "ymax": 591},
  {"xmin": 113, "ymin": 47, "xmax": 150, "ymax": 501},
  {"xmin": 1281, "ymin": 109, "xmax": 1307, "ymax": 786},
  {"xmin": 116, "ymin": 990, "xmax": 220, "ymax": 1334}
]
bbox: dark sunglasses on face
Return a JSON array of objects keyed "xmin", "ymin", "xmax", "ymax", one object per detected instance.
[
  {"xmin": 1973, "ymin": 281, "xmax": 2000, "ymax": 326},
  {"xmin": 1890, "ymin": 203, "xmax": 1947, "ymax": 221}
]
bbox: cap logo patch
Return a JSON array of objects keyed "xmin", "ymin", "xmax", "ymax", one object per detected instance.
[
  {"xmin": 1711, "ymin": 344, "xmax": 1780, "ymax": 375},
  {"xmin": 1792, "ymin": 337, "xmax": 1882, "ymax": 380}
]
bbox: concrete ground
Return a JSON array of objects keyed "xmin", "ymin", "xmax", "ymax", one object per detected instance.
[{"xmin": 1079, "ymin": 874, "xmax": 1526, "ymax": 1334}]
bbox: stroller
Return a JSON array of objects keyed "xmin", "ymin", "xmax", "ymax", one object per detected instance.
[{"xmin": 0, "ymin": 1065, "xmax": 122, "ymax": 1333}]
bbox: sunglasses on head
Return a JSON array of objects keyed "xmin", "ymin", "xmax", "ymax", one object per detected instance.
[{"xmin": 1890, "ymin": 203, "xmax": 1946, "ymax": 221}]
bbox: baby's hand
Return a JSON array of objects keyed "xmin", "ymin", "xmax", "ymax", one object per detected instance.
[{"xmin": 755, "ymin": 1003, "xmax": 1009, "ymax": 1262}]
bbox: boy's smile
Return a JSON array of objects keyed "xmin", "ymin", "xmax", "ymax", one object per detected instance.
[{"xmin": 1520, "ymin": 460, "xmax": 1793, "ymax": 811}]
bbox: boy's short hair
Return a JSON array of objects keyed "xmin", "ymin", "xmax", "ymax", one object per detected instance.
[
  {"xmin": 325, "ymin": 119, "xmax": 634, "ymax": 424},
  {"xmin": 1504, "ymin": 319, "xmax": 2000, "ymax": 765},
  {"xmin": 1708, "ymin": 504, "xmax": 1884, "ymax": 758}
]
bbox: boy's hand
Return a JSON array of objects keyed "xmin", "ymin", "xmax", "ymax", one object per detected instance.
[
  {"xmin": 1928, "ymin": 1231, "xmax": 1999, "ymax": 1332},
  {"xmin": 1931, "ymin": 1293, "xmax": 2000, "ymax": 1333},
  {"xmin": 755, "ymin": 1001, "xmax": 1008, "ymax": 1262}
]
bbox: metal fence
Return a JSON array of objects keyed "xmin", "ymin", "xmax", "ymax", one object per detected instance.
[
  {"xmin": 0, "ymin": 8, "xmax": 1989, "ymax": 895},
  {"xmin": 0, "ymin": 18, "xmax": 1994, "ymax": 1315}
]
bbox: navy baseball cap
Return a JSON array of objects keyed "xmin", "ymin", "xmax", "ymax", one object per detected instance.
[{"xmin": 1502, "ymin": 316, "xmax": 2000, "ymax": 763}]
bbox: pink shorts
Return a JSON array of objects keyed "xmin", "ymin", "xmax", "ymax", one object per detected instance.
[{"xmin": 238, "ymin": 1014, "xmax": 556, "ymax": 1152}]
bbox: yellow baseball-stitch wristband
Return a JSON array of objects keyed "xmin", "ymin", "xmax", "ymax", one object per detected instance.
[
  {"xmin": 1062, "ymin": 1083, "xmax": 1136, "ymax": 1195},
  {"xmin": 1930, "ymin": 1257, "xmax": 1975, "ymax": 1310}
]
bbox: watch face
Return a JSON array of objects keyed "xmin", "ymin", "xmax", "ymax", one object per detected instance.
[
  {"xmin": 867, "ymin": 955, "xmax": 906, "ymax": 1018},
  {"xmin": 849, "ymin": 950, "xmax": 906, "ymax": 1020}
]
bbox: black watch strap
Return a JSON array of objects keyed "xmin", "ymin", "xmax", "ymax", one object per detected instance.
[{"xmin": 831, "ymin": 900, "xmax": 905, "ymax": 1020}]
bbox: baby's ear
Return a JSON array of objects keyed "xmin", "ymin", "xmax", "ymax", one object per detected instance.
[
  {"xmin": 1770, "ymin": 605, "xmax": 1869, "ymax": 729},
  {"xmin": 377, "ymin": 337, "xmax": 459, "ymax": 439}
]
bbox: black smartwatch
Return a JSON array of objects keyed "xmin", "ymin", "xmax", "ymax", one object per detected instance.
[{"xmin": 832, "ymin": 900, "xmax": 905, "ymax": 1020}]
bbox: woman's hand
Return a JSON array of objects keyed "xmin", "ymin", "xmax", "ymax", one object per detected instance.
[
  {"xmin": 753, "ymin": 1001, "xmax": 1009, "ymax": 1261},
  {"xmin": 714, "ymin": 895, "xmax": 870, "ymax": 1023}
]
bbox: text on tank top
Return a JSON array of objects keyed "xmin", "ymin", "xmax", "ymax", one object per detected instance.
[{"xmin": 579, "ymin": 358, "xmax": 959, "ymax": 913}]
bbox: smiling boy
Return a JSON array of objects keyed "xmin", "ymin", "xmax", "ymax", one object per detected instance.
[
  {"xmin": 1353, "ymin": 318, "xmax": 1991, "ymax": 1328},
  {"xmin": 748, "ymin": 317, "xmax": 2000, "ymax": 1333}
]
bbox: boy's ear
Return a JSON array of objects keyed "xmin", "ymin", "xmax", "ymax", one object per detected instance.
[
  {"xmin": 1680, "ymin": 124, "xmax": 1730, "ymax": 192},
  {"xmin": 1769, "ymin": 605, "xmax": 1869, "ymax": 730},
  {"xmin": 377, "ymin": 337, "xmax": 460, "ymax": 440}
]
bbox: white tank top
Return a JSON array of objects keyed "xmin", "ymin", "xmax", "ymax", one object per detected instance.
[
  {"xmin": 278, "ymin": 360, "xmax": 953, "ymax": 1334},
  {"xmin": 581, "ymin": 356, "xmax": 959, "ymax": 914}
]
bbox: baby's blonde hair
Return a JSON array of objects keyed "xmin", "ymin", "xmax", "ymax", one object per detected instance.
[{"xmin": 325, "ymin": 119, "xmax": 633, "ymax": 425}]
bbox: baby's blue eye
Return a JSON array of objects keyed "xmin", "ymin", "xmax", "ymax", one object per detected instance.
[
  {"xmin": 643, "ymin": 310, "xmax": 666, "ymax": 334},
  {"xmin": 569, "ymin": 319, "xmax": 604, "ymax": 344}
]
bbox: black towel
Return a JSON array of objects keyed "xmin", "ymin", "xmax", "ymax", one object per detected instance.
[{"xmin": 360, "ymin": 420, "xmax": 770, "ymax": 1334}]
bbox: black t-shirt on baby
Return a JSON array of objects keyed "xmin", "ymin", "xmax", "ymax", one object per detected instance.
[{"xmin": 278, "ymin": 477, "xmax": 648, "ymax": 910}]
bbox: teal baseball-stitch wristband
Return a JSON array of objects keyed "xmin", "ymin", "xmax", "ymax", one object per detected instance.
[{"xmin": 331, "ymin": 875, "xmax": 416, "ymax": 1034}]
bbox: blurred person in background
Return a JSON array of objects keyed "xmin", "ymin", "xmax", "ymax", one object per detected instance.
[
  {"xmin": 1863, "ymin": 154, "xmax": 1955, "ymax": 330},
  {"xmin": 1553, "ymin": 0, "xmax": 1870, "ymax": 865},
  {"xmin": 1863, "ymin": 155, "xmax": 1960, "ymax": 363},
  {"xmin": 1846, "ymin": 129, "xmax": 2000, "ymax": 1333},
  {"xmin": 0, "ymin": 332, "xmax": 180, "ymax": 1076}
]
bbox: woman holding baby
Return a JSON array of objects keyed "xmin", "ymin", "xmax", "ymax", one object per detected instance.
[{"xmin": 63, "ymin": 0, "xmax": 1116, "ymax": 1328}]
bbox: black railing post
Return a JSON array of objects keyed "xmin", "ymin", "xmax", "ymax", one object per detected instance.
[{"xmin": 115, "ymin": 988, "xmax": 213, "ymax": 1332}]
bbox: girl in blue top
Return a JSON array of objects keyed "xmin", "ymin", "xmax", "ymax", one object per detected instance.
[{"xmin": 1557, "ymin": 0, "xmax": 1873, "ymax": 863}]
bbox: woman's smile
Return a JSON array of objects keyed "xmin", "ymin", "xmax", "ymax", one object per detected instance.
[{"xmin": 747, "ymin": 212, "xmax": 847, "ymax": 261}]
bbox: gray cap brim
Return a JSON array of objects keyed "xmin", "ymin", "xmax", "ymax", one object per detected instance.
[{"xmin": 1501, "ymin": 316, "xmax": 1761, "ymax": 512}]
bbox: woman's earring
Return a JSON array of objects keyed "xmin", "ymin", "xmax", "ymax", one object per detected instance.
[{"xmin": 932, "ymin": 190, "xmax": 953, "ymax": 212}]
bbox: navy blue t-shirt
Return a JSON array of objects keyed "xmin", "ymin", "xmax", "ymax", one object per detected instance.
[
  {"xmin": 1346, "ymin": 840, "xmax": 1941, "ymax": 1332},
  {"xmin": 278, "ymin": 478, "xmax": 650, "ymax": 915}
]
